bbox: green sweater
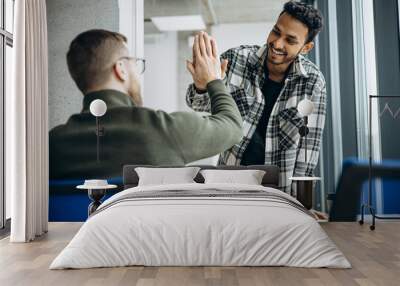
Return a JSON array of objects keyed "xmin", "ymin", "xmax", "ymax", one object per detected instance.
[{"xmin": 49, "ymin": 80, "xmax": 242, "ymax": 179}]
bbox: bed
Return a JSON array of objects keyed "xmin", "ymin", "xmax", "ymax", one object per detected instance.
[{"xmin": 50, "ymin": 165, "xmax": 350, "ymax": 269}]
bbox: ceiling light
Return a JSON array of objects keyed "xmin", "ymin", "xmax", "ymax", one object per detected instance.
[{"xmin": 151, "ymin": 15, "xmax": 206, "ymax": 31}]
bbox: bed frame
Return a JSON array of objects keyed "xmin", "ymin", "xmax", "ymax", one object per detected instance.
[{"xmin": 122, "ymin": 165, "xmax": 280, "ymax": 189}]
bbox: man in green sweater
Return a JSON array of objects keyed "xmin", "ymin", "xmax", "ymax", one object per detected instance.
[{"xmin": 49, "ymin": 29, "xmax": 242, "ymax": 179}]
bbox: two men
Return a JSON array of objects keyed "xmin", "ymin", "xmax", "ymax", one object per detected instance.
[
  {"xmin": 51, "ymin": 0, "xmax": 327, "ymax": 196},
  {"xmin": 186, "ymin": 1, "xmax": 326, "ymax": 193},
  {"xmin": 50, "ymin": 30, "xmax": 242, "ymax": 179}
]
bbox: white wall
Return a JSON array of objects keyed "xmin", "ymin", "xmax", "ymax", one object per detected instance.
[
  {"xmin": 144, "ymin": 32, "xmax": 178, "ymax": 112},
  {"xmin": 211, "ymin": 22, "xmax": 274, "ymax": 54}
]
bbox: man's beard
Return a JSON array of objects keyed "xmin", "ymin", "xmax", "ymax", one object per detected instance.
[
  {"xmin": 267, "ymin": 44, "xmax": 302, "ymax": 66},
  {"xmin": 128, "ymin": 83, "xmax": 143, "ymax": 107},
  {"xmin": 125, "ymin": 72, "xmax": 143, "ymax": 106}
]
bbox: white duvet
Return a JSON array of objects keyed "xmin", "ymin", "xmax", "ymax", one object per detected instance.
[{"xmin": 50, "ymin": 183, "xmax": 351, "ymax": 269}]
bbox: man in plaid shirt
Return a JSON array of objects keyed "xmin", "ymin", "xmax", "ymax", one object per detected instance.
[{"xmin": 186, "ymin": 1, "xmax": 326, "ymax": 194}]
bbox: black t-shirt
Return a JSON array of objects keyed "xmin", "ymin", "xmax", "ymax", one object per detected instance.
[{"xmin": 240, "ymin": 77, "xmax": 284, "ymax": 165}]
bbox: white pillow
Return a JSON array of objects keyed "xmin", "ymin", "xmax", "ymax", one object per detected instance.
[
  {"xmin": 200, "ymin": 169, "xmax": 266, "ymax": 185},
  {"xmin": 135, "ymin": 167, "xmax": 201, "ymax": 186}
]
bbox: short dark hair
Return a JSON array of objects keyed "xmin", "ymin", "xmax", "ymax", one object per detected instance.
[
  {"xmin": 66, "ymin": 29, "xmax": 128, "ymax": 93},
  {"xmin": 280, "ymin": 1, "xmax": 323, "ymax": 43}
]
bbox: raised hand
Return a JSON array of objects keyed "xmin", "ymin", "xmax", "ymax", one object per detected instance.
[{"xmin": 186, "ymin": 31, "xmax": 228, "ymax": 91}]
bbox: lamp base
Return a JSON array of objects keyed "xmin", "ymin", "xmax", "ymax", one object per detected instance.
[{"xmin": 88, "ymin": 189, "xmax": 106, "ymax": 216}]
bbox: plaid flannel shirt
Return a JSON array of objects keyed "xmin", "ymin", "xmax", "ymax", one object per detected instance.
[{"xmin": 186, "ymin": 44, "xmax": 326, "ymax": 194}]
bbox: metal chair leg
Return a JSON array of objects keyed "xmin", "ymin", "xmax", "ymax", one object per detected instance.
[
  {"xmin": 370, "ymin": 206, "xmax": 376, "ymax": 231},
  {"xmin": 359, "ymin": 204, "xmax": 365, "ymax": 225}
]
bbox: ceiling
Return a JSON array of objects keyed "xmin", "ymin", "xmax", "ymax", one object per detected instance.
[{"xmin": 144, "ymin": 0, "xmax": 286, "ymax": 34}]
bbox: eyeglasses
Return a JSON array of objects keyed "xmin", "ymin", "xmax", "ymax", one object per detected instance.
[{"xmin": 118, "ymin": 56, "xmax": 146, "ymax": 75}]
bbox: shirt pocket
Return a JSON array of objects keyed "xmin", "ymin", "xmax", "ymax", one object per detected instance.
[
  {"xmin": 278, "ymin": 107, "xmax": 303, "ymax": 151},
  {"xmin": 228, "ymin": 84, "xmax": 252, "ymax": 117}
]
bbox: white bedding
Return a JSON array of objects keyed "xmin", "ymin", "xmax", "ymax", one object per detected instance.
[{"xmin": 50, "ymin": 183, "xmax": 351, "ymax": 269}]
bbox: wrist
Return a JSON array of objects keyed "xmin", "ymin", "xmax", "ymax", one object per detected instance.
[
  {"xmin": 194, "ymin": 84, "xmax": 207, "ymax": 94},
  {"xmin": 205, "ymin": 75, "xmax": 221, "ymax": 87}
]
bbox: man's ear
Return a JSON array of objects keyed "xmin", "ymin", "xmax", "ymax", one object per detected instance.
[
  {"xmin": 113, "ymin": 60, "xmax": 128, "ymax": 82},
  {"xmin": 300, "ymin": 41, "xmax": 314, "ymax": 55}
]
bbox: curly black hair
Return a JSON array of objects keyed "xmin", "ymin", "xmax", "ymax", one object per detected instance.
[{"xmin": 280, "ymin": 1, "xmax": 324, "ymax": 43}]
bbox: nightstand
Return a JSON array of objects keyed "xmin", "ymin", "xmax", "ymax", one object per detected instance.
[
  {"xmin": 77, "ymin": 181, "xmax": 117, "ymax": 216},
  {"xmin": 289, "ymin": 176, "xmax": 321, "ymax": 210}
]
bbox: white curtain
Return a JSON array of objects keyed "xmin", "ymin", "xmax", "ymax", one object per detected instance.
[{"xmin": 8, "ymin": 0, "xmax": 49, "ymax": 242}]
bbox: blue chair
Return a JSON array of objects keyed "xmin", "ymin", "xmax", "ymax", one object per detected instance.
[
  {"xmin": 49, "ymin": 177, "xmax": 123, "ymax": 222},
  {"xmin": 329, "ymin": 158, "xmax": 400, "ymax": 221}
]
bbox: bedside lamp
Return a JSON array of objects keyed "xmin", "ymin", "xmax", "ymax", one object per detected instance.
[
  {"xmin": 78, "ymin": 99, "xmax": 110, "ymax": 216},
  {"xmin": 289, "ymin": 98, "xmax": 321, "ymax": 210},
  {"xmin": 90, "ymin": 99, "xmax": 107, "ymax": 162},
  {"xmin": 297, "ymin": 98, "xmax": 314, "ymax": 163}
]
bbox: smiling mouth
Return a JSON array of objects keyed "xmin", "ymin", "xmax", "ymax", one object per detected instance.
[{"xmin": 270, "ymin": 46, "xmax": 287, "ymax": 56}]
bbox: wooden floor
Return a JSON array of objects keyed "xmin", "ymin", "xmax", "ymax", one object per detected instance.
[{"xmin": 0, "ymin": 222, "xmax": 399, "ymax": 286}]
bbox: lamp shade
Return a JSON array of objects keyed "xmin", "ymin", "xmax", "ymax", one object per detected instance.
[
  {"xmin": 297, "ymin": 98, "xmax": 314, "ymax": 117},
  {"xmin": 90, "ymin": 99, "xmax": 107, "ymax": 117}
]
